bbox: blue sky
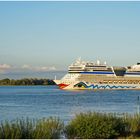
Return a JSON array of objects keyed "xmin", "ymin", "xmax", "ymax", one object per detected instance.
[{"xmin": 0, "ymin": 1, "xmax": 140, "ymax": 77}]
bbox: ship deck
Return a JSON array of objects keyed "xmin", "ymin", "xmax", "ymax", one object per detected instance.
[{"xmin": 77, "ymin": 74, "xmax": 140, "ymax": 84}]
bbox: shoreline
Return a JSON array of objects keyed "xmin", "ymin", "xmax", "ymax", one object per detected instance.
[{"xmin": 0, "ymin": 78, "xmax": 56, "ymax": 86}]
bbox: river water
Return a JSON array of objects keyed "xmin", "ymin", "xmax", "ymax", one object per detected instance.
[{"xmin": 0, "ymin": 86, "xmax": 140, "ymax": 122}]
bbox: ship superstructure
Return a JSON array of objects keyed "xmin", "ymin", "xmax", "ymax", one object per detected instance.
[
  {"xmin": 125, "ymin": 63, "xmax": 140, "ymax": 77},
  {"xmin": 54, "ymin": 58, "xmax": 140, "ymax": 90}
]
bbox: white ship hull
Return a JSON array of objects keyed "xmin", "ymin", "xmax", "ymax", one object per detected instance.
[
  {"xmin": 63, "ymin": 82, "xmax": 140, "ymax": 90},
  {"xmin": 54, "ymin": 58, "xmax": 140, "ymax": 90}
]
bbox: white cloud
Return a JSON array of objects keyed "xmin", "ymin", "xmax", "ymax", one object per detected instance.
[
  {"xmin": 0, "ymin": 64, "xmax": 11, "ymax": 73},
  {"xmin": 22, "ymin": 64, "xmax": 32, "ymax": 69},
  {"xmin": 0, "ymin": 64, "xmax": 57, "ymax": 74},
  {"xmin": 48, "ymin": 66, "xmax": 56, "ymax": 70},
  {"xmin": 35, "ymin": 66, "xmax": 56, "ymax": 72},
  {"xmin": 21, "ymin": 64, "xmax": 56, "ymax": 72},
  {"xmin": 0, "ymin": 64, "xmax": 11, "ymax": 69}
]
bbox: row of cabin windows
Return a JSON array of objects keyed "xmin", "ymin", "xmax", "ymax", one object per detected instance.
[{"xmin": 100, "ymin": 80, "xmax": 140, "ymax": 84}]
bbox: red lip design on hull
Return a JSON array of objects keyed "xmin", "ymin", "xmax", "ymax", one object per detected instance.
[{"xmin": 58, "ymin": 83, "xmax": 69, "ymax": 89}]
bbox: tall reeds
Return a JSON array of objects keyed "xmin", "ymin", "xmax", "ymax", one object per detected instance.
[
  {"xmin": 1, "ymin": 113, "xmax": 140, "ymax": 139},
  {"xmin": 0, "ymin": 117, "xmax": 63, "ymax": 139},
  {"xmin": 123, "ymin": 113, "xmax": 140, "ymax": 138}
]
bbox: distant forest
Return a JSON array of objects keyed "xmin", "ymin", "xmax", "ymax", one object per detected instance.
[{"xmin": 0, "ymin": 78, "xmax": 56, "ymax": 86}]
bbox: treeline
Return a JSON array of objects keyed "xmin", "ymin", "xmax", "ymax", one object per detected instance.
[
  {"xmin": 0, "ymin": 78, "xmax": 56, "ymax": 86},
  {"xmin": 1, "ymin": 112, "xmax": 140, "ymax": 139}
]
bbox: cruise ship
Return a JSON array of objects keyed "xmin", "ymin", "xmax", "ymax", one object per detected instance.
[{"xmin": 54, "ymin": 58, "xmax": 140, "ymax": 90}]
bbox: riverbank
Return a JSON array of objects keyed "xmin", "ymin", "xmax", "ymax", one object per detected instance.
[
  {"xmin": 0, "ymin": 112, "xmax": 140, "ymax": 139},
  {"xmin": 0, "ymin": 78, "xmax": 56, "ymax": 86}
]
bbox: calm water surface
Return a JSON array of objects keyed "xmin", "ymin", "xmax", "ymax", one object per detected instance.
[{"xmin": 0, "ymin": 86, "xmax": 140, "ymax": 122}]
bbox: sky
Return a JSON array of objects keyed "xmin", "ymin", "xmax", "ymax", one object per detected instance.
[{"xmin": 0, "ymin": 1, "xmax": 140, "ymax": 78}]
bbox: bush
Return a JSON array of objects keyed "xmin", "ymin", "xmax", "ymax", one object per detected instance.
[
  {"xmin": 0, "ymin": 117, "xmax": 63, "ymax": 139},
  {"xmin": 65, "ymin": 112, "xmax": 126, "ymax": 139}
]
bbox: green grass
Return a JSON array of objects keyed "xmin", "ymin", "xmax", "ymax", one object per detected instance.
[
  {"xmin": 1, "ymin": 113, "xmax": 140, "ymax": 139},
  {"xmin": 0, "ymin": 117, "xmax": 63, "ymax": 139},
  {"xmin": 122, "ymin": 113, "xmax": 140, "ymax": 138}
]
